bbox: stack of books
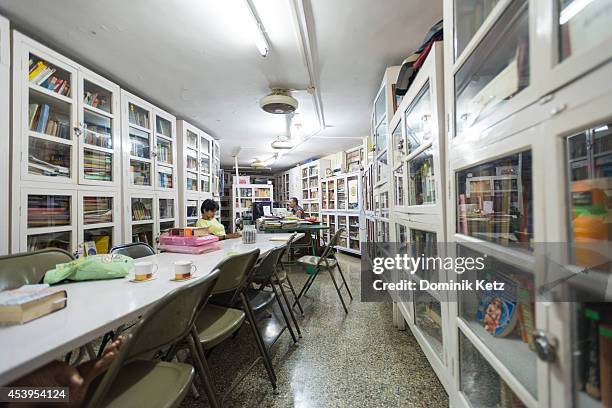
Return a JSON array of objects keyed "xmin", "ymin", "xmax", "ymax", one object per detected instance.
[
  {"xmin": 0, "ymin": 284, "xmax": 67, "ymax": 325},
  {"xmin": 27, "ymin": 196, "xmax": 70, "ymax": 227},
  {"xmin": 29, "ymin": 155, "xmax": 70, "ymax": 177},
  {"xmin": 83, "ymin": 150, "xmax": 112, "ymax": 181},
  {"xmin": 83, "ymin": 197, "xmax": 112, "ymax": 224}
]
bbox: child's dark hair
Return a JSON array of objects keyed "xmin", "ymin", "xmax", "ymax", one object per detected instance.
[{"xmin": 201, "ymin": 199, "xmax": 219, "ymax": 213}]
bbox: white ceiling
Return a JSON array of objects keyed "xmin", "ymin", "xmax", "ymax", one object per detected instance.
[{"xmin": 0, "ymin": 0, "xmax": 441, "ymax": 169}]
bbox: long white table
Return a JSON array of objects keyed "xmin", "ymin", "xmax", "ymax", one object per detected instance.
[{"xmin": 0, "ymin": 233, "xmax": 301, "ymax": 385}]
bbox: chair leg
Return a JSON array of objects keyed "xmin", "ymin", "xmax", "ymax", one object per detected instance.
[
  {"xmin": 327, "ymin": 267, "xmax": 349, "ymax": 314},
  {"xmin": 335, "ymin": 259, "xmax": 353, "ymax": 300},
  {"xmin": 275, "ymin": 272, "xmax": 302, "ymax": 337},
  {"xmin": 241, "ymin": 293, "xmax": 277, "ymax": 388},
  {"xmin": 302, "ymin": 267, "xmax": 322, "ymax": 298},
  {"xmin": 294, "ymin": 268, "xmax": 318, "ymax": 308},
  {"xmin": 188, "ymin": 330, "xmax": 220, "ymax": 408},
  {"xmin": 269, "ymin": 279, "xmax": 298, "ymax": 343},
  {"xmin": 285, "ymin": 273, "xmax": 304, "ymax": 315},
  {"xmin": 97, "ymin": 331, "xmax": 114, "ymax": 358}
]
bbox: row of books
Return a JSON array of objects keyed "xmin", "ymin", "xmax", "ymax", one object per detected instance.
[
  {"xmin": 579, "ymin": 304, "xmax": 612, "ymax": 405},
  {"xmin": 29, "ymin": 58, "xmax": 71, "ymax": 97},
  {"xmin": 131, "ymin": 201, "xmax": 152, "ymax": 221},
  {"xmin": 83, "ymin": 128, "xmax": 112, "ymax": 149},
  {"xmin": 159, "ymin": 172, "xmax": 173, "ymax": 189},
  {"xmin": 83, "ymin": 91, "xmax": 110, "ymax": 112},
  {"xmin": 156, "ymin": 117, "xmax": 172, "ymax": 137},
  {"xmin": 28, "ymin": 196, "xmax": 71, "ymax": 228},
  {"xmin": 156, "ymin": 142, "xmax": 172, "ymax": 164},
  {"xmin": 29, "ymin": 104, "xmax": 70, "ymax": 140},
  {"xmin": 128, "ymin": 103, "xmax": 149, "ymax": 128},
  {"xmin": 83, "ymin": 151, "xmax": 113, "ymax": 181}
]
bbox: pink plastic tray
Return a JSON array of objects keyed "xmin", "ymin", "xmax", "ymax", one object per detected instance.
[
  {"xmin": 159, "ymin": 234, "xmax": 219, "ymax": 247},
  {"xmin": 158, "ymin": 242, "xmax": 222, "ymax": 254}
]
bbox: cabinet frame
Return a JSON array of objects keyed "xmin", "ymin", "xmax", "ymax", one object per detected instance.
[{"xmin": 0, "ymin": 15, "xmax": 9, "ymax": 255}]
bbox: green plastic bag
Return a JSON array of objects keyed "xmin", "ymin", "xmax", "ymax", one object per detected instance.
[{"xmin": 44, "ymin": 254, "xmax": 134, "ymax": 285}]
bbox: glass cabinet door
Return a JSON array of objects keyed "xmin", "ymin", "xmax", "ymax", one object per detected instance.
[
  {"xmin": 80, "ymin": 194, "xmax": 115, "ymax": 254},
  {"xmin": 321, "ymin": 181, "xmax": 328, "ymax": 210},
  {"xmin": 392, "ymin": 120, "xmax": 404, "ymax": 166},
  {"xmin": 457, "ymin": 244, "xmax": 537, "ymax": 400},
  {"xmin": 454, "ymin": 0, "xmax": 501, "ymax": 59},
  {"xmin": 79, "ymin": 74, "xmax": 118, "ymax": 186},
  {"xmin": 337, "ymin": 215, "xmax": 348, "ymax": 248},
  {"xmin": 408, "ymin": 147, "xmax": 436, "ymax": 206},
  {"xmin": 347, "ymin": 175, "xmax": 359, "ymax": 210},
  {"xmin": 454, "ymin": 0, "xmax": 529, "ymax": 139},
  {"xmin": 348, "ymin": 215, "xmax": 360, "ymax": 251},
  {"xmin": 558, "ymin": 0, "xmax": 612, "ymax": 62},
  {"xmin": 337, "ymin": 178, "xmax": 347, "ymax": 210},
  {"xmin": 405, "ymin": 83, "xmax": 433, "ymax": 156},
  {"xmin": 394, "ymin": 165, "xmax": 405, "ymax": 207},
  {"xmin": 27, "ymin": 52, "xmax": 75, "ymax": 181},
  {"xmin": 565, "ymin": 123, "xmax": 612, "ymax": 408},
  {"xmin": 25, "ymin": 191, "xmax": 74, "ymax": 252},
  {"xmin": 127, "ymin": 102, "xmax": 153, "ymax": 187},
  {"xmin": 456, "ymin": 150, "xmax": 533, "ymax": 248},
  {"xmin": 155, "ymin": 114, "xmax": 175, "ymax": 190},
  {"xmin": 328, "ymin": 180, "xmax": 336, "ymax": 210}
]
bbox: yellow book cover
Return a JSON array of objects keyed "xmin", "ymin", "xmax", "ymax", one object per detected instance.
[{"xmin": 28, "ymin": 61, "xmax": 46, "ymax": 81}]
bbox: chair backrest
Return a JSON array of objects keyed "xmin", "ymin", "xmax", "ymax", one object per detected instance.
[
  {"xmin": 277, "ymin": 233, "xmax": 298, "ymax": 264},
  {"xmin": 211, "ymin": 249, "xmax": 260, "ymax": 297},
  {"xmin": 252, "ymin": 244, "xmax": 286, "ymax": 283},
  {"xmin": 314, "ymin": 228, "xmax": 344, "ymax": 267},
  {"xmin": 110, "ymin": 243, "xmax": 155, "ymax": 259},
  {"xmin": 84, "ymin": 268, "xmax": 221, "ymax": 408},
  {"xmin": 0, "ymin": 249, "xmax": 74, "ymax": 291}
]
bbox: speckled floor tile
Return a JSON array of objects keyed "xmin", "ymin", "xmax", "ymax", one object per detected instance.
[{"xmin": 179, "ymin": 253, "xmax": 448, "ymax": 408}]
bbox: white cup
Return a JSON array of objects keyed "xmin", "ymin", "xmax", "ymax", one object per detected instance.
[
  {"xmin": 174, "ymin": 260, "xmax": 197, "ymax": 280},
  {"xmin": 134, "ymin": 261, "xmax": 158, "ymax": 281}
]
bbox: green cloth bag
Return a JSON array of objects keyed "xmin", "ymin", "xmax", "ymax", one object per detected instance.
[{"xmin": 44, "ymin": 254, "xmax": 134, "ymax": 285}]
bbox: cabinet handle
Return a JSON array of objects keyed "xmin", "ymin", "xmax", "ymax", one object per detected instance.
[{"xmin": 533, "ymin": 330, "xmax": 558, "ymax": 362}]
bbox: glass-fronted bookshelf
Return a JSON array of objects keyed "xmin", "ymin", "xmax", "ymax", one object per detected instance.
[
  {"xmin": 12, "ymin": 31, "xmax": 122, "ymax": 254},
  {"xmin": 177, "ymin": 120, "xmax": 213, "ymax": 227}
]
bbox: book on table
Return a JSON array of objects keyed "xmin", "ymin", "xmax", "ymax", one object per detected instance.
[{"xmin": 0, "ymin": 284, "xmax": 67, "ymax": 325}]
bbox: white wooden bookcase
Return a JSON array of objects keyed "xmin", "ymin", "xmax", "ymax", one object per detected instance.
[
  {"xmin": 320, "ymin": 171, "xmax": 362, "ymax": 253},
  {"xmin": 120, "ymin": 90, "xmax": 178, "ymax": 248},
  {"xmin": 230, "ymin": 183, "xmax": 273, "ymax": 232},
  {"xmin": 442, "ymin": 1, "xmax": 612, "ymax": 407},
  {"xmin": 176, "ymin": 119, "xmax": 214, "ymax": 227},
  {"xmin": 12, "ymin": 31, "xmax": 121, "ymax": 254},
  {"xmin": 299, "ymin": 159, "xmax": 330, "ymax": 218},
  {"xmin": 0, "ymin": 15, "xmax": 9, "ymax": 255}
]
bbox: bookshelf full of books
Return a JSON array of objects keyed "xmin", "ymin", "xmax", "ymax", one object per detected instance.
[
  {"xmin": 320, "ymin": 171, "xmax": 362, "ymax": 253},
  {"xmin": 177, "ymin": 120, "xmax": 214, "ymax": 227},
  {"xmin": 299, "ymin": 159, "xmax": 330, "ymax": 219},
  {"xmin": 0, "ymin": 15, "xmax": 8, "ymax": 255},
  {"xmin": 12, "ymin": 32, "xmax": 122, "ymax": 253},
  {"xmin": 274, "ymin": 171, "xmax": 291, "ymax": 205},
  {"xmin": 230, "ymin": 183, "xmax": 273, "ymax": 232},
  {"xmin": 120, "ymin": 90, "xmax": 178, "ymax": 248}
]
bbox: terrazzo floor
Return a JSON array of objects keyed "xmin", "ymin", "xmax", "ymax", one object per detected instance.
[{"xmin": 180, "ymin": 252, "xmax": 448, "ymax": 408}]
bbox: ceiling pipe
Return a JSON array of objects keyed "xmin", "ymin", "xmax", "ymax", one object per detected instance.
[{"xmin": 289, "ymin": 0, "xmax": 325, "ymax": 132}]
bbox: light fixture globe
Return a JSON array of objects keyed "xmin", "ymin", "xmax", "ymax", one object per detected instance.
[
  {"xmin": 259, "ymin": 89, "xmax": 298, "ymax": 114},
  {"xmin": 271, "ymin": 135, "xmax": 293, "ymax": 150},
  {"xmin": 251, "ymin": 159, "xmax": 267, "ymax": 168}
]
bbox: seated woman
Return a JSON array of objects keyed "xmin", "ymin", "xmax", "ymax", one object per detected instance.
[{"xmin": 196, "ymin": 199, "xmax": 241, "ymax": 240}]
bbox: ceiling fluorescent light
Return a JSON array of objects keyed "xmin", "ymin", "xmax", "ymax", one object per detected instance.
[{"xmin": 243, "ymin": 0, "xmax": 270, "ymax": 57}]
